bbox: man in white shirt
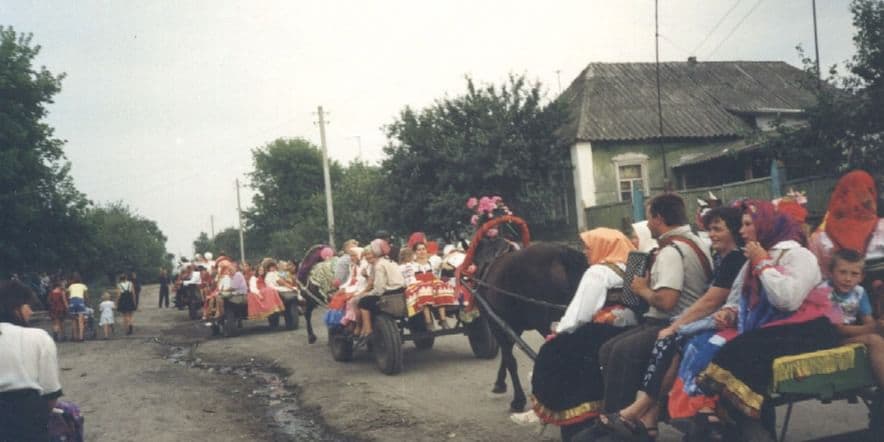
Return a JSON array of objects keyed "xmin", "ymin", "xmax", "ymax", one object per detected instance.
[{"xmin": 0, "ymin": 281, "xmax": 63, "ymax": 441}]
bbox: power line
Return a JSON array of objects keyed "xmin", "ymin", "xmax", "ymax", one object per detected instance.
[
  {"xmin": 706, "ymin": 0, "xmax": 765, "ymax": 59},
  {"xmin": 691, "ymin": 0, "xmax": 743, "ymax": 55}
]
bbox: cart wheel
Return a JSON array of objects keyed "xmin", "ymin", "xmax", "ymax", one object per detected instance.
[
  {"xmin": 210, "ymin": 322, "xmax": 220, "ymax": 336},
  {"xmin": 223, "ymin": 307, "xmax": 239, "ymax": 338},
  {"xmin": 372, "ymin": 314, "xmax": 403, "ymax": 375},
  {"xmin": 268, "ymin": 313, "xmax": 280, "ymax": 329},
  {"xmin": 329, "ymin": 328, "xmax": 354, "ymax": 362},
  {"xmin": 408, "ymin": 318, "xmax": 434, "ymax": 350},
  {"xmin": 283, "ymin": 302, "xmax": 299, "ymax": 330},
  {"xmin": 467, "ymin": 314, "xmax": 499, "ymax": 359}
]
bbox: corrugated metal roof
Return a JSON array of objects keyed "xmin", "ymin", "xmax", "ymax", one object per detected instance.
[{"xmin": 560, "ymin": 61, "xmax": 817, "ymax": 142}]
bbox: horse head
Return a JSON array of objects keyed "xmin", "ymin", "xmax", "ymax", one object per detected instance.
[
  {"xmin": 298, "ymin": 244, "xmax": 327, "ymax": 285},
  {"xmin": 470, "ymin": 236, "xmax": 517, "ymax": 280}
]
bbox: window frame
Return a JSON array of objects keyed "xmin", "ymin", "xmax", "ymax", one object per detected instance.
[{"xmin": 613, "ymin": 153, "xmax": 650, "ymax": 202}]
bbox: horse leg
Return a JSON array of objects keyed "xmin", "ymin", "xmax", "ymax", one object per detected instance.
[
  {"xmin": 502, "ymin": 341, "xmax": 526, "ymax": 411},
  {"xmin": 305, "ymin": 298, "xmax": 317, "ymax": 344},
  {"xmin": 492, "ymin": 351, "xmax": 508, "ymax": 394}
]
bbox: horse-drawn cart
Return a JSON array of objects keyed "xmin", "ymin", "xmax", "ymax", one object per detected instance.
[
  {"xmin": 326, "ymin": 216, "xmax": 533, "ymax": 375},
  {"xmin": 210, "ymin": 290, "xmax": 299, "ymax": 338},
  {"xmin": 327, "ymin": 292, "xmax": 499, "ymax": 374}
]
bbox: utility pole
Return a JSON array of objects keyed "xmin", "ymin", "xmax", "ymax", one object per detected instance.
[
  {"xmin": 235, "ymin": 178, "xmax": 245, "ymax": 263},
  {"xmin": 210, "ymin": 215, "xmax": 215, "ymax": 238},
  {"xmin": 655, "ymin": 0, "xmax": 668, "ymax": 180},
  {"xmin": 812, "ymin": 0, "xmax": 822, "ymax": 84},
  {"xmin": 317, "ymin": 106, "xmax": 336, "ymax": 250},
  {"xmin": 555, "ymin": 69, "xmax": 562, "ymax": 94}
]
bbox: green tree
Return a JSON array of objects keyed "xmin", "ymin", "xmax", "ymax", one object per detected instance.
[
  {"xmin": 0, "ymin": 27, "xmax": 94, "ymax": 275},
  {"xmin": 332, "ymin": 160, "xmax": 391, "ymax": 244},
  {"xmin": 193, "ymin": 232, "xmax": 214, "ymax": 255},
  {"xmin": 769, "ymin": 0, "xmax": 884, "ymax": 175},
  {"xmin": 82, "ymin": 202, "xmax": 168, "ymax": 283},
  {"xmin": 381, "ymin": 75, "xmax": 571, "ymax": 236}
]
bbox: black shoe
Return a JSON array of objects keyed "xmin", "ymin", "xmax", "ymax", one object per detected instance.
[{"xmin": 127, "ymin": 325, "xmax": 133, "ymax": 335}]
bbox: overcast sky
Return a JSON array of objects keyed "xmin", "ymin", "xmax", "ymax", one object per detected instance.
[{"xmin": 4, "ymin": 0, "xmax": 858, "ymax": 258}]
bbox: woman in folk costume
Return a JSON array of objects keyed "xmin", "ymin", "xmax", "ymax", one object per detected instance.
[
  {"xmin": 691, "ymin": 200, "xmax": 841, "ymax": 425},
  {"xmin": 408, "ymin": 239, "xmax": 457, "ymax": 330},
  {"xmin": 246, "ymin": 259, "xmax": 285, "ymax": 320},
  {"xmin": 530, "ymin": 228, "xmax": 637, "ymax": 428},
  {"xmin": 809, "ymin": 170, "xmax": 884, "ymax": 278}
]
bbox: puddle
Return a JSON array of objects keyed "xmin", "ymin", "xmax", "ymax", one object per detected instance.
[{"xmin": 163, "ymin": 342, "xmax": 355, "ymax": 442}]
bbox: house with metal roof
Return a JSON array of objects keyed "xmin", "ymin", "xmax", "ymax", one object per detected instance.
[{"xmin": 559, "ymin": 60, "xmax": 818, "ymax": 228}]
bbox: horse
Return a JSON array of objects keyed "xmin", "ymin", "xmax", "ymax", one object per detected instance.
[
  {"xmin": 471, "ymin": 238, "xmax": 588, "ymax": 412},
  {"xmin": 297, "ymin": 244, "xmax": 330, "ymax": 344}
]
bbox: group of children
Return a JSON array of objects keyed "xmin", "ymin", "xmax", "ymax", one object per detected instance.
[{"xmin": 43, "ymin": 275, "xmax": 132, "ymax": 341}]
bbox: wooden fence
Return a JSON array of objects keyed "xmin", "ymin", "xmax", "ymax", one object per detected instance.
[{"xmin": 584, "ymin": 175, "xmax": 843, "ymax": 230}]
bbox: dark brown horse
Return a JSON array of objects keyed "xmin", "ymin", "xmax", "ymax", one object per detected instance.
[{"xmin": 472, "ymin": 238, "xmax": 588, "ymax": 411}]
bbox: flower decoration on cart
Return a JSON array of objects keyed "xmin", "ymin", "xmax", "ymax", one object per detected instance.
[{"xmin": 466, "ymin": 195, "xmax": 513, "ymax": 238}]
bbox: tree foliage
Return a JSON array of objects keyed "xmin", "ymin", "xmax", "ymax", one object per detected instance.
[
  {"xmin": 381, "ymin": 75, "xmax": 570, "ymax": 236},
  {"xmin": 769, "ymin": 0, "xmax": 884, "ymax": 175},
  {"xmin": 0, "ymin": 28, "xmax": 169, "ymax": 282}
]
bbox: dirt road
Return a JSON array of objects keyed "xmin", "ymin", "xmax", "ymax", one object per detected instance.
[{"xmin": 45, "ymin": 285, "xmax": 873, "ymax": 441}]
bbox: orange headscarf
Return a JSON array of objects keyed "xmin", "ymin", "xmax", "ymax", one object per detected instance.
[
  {"xmin": 579, "ymin": 227, "xmax": 636, "ymax": 265},
  {"xmin": 824, "ymin": 170, "xmax": 878, "ymax": 254}
]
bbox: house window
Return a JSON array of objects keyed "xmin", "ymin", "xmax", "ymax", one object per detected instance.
[
  {"xmin": 612, "ymin": 153, "xmax": 649, "ymax": 202},
  {"xmin": 619, "ymin": 164, "xmax": 644, "ymax": 201}
]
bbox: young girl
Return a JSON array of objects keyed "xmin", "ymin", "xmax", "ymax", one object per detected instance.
[
  {"xmin": 47, "ymin": 282, "xmax": 68, "ymax": 341},
  {"xmin": 117, "ymin": 274, "xmax": 137, "ymax": 335},
  {"xmin": 98, "ymin": 292, "xmax": 115, "ymax": 339}
]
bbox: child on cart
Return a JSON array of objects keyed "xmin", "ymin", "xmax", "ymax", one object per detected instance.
[{"xmin": 825, "ymin": 249, "xmax": 884, "ymax": 387}]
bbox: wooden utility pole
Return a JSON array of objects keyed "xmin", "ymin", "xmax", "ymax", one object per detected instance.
[
  {"xmin": 812, "ymin": 0, "xmax": 822, "ymax": 84},
  {"xmin": 210, "ymin": 215, "xmax": 215, "ymax": 238},
  {"xmin": 655, "ymin": 0, "xmax": 668, "ymax": 180},
  {"xmin": 317, "ymin": 106, "xmax": 336, "ymax": 250},
  {"xmin": 235, "ymin": 178, "xmax": 245, "ymax": 263}
]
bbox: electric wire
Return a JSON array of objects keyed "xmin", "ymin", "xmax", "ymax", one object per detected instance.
[{"xmin": 706, "ymin": 0, "xmax": 766, "ymax": 59}]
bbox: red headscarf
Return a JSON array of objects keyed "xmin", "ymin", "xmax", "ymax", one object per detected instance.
[
  {"xmin": 407, "ymin": 232, "xmax": 427, "ymax": 249},
  {"xmin": 740, "ymin": 199, "xmax": 803, "ymax": 308},
  {"xmin": 824, "ymin": 170, "xmax": 878, "ymax": 254}
]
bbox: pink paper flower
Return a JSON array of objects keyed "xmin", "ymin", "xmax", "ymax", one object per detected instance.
[
  {"xmin": 478, "ymin": 196, "xmax": 495, "ymax": 214},
  {"xmin": 470, "ymin": 214, "xmax": 479, "ymax": 226},
  {"xmin": 466, "ymin": 197, "xmax": 478, "ymax": 209}
]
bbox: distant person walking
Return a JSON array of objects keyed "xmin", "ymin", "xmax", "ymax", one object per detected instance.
[
  {"xmin": 158, "ymin": 269, "xmax": 170, "ymax": 308},
  {"xmin": 98, "ymin": 292, "xmax": 115, "ymax": 339},
  {"xmin": 131, "ymin": 272, "xmax": 142, "ymax": 309},
  {"xmin": 117, "ymin": 274, "xmax": 137, "ymax": 335},
  {"xmin": 66, "ymin": 273, "xmax": 88, "ymax": 342},
  {"xmin": 46, "ymin": 282, "xmax": 68, "ymax": 341}
]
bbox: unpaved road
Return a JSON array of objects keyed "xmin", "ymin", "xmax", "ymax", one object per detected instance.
[{"xmin": 42, "ymin": 285, "xmax": 874, "ymax": 441}]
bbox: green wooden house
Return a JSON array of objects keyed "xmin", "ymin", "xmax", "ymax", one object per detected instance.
[{"xmin": 558, "ymin": 60, "xmax": 818, "ymax": 229}]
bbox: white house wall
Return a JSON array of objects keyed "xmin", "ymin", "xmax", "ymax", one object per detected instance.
[{"xmin": 570, "ymin": 141, "xmax": 595, "ymax": 229}]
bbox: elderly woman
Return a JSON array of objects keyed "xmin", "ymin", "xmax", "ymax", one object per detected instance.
[
  {"xmin": 0, "ymin": 281, "xmax": 63, "ymax": 441},
  {"xmin": 356, "ymin": 239, "xmax": 406, "ymax": 340},
  {"xmin": 531, "ymin": 228, "xmax": 636, "ymax": 429}
]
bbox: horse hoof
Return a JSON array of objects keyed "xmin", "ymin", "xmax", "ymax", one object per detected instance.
[
  {"xmin": 510, "ymin": 401, "xmax": 527, "ymax": 412},
  {"xmin": 308, "ymin": 335, "xmax": 317, "ymax": 344},
  {"xmin": 492, "ymin": 384, "xmax": 507, "ymax": 394}
]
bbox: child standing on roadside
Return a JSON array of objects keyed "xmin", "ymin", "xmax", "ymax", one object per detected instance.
[
  {"xmin": 827, "ymin": 249, "xmax": 884, "ymax": 387},
  {"xmin": 98, "ymin": 292, "xmax": 115, "ymax": 339},
  {"xmin": 47, "ymin": 282, "xmax": 68, "ymax": 341}
]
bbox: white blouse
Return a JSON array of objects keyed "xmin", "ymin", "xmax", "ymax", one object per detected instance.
[
  {"xmin": 556, "ymin": 263, "xmax": 626, "ymax": 334},
  {"xmin": 726, "ymin": 240, "xmax": 822, "ymax": 312}
]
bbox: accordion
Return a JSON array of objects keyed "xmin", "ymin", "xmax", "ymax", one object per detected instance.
[{"xmin": 606, "ymin": 251, "xmax": 651, "ymax": 315}]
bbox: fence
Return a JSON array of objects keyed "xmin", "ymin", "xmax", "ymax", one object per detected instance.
[{"xmin": 584, "ymin": 175, "xmax": 843, "ymax": 230}]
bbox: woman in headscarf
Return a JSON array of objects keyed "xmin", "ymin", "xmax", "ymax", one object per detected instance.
[
  {"xmin": 530, "ymin": 228, "xmax": 637, "ymax": 430},
  {"xmin": 356, "ymin": 239, "xmax": 406, "ymax": 340},
  {"xmin": 810, "ymin": 170, "xmax": 884, "ymax": 278},
  {"xmin": 247, "ymin": 260, "xmax": 285, "ymax": 320},
  {"xmin": 690, "ymin": 200, "xmax": 840, "ymax": 425}
]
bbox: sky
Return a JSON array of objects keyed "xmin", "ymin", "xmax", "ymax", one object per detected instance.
[{"xmin": 3, "ymin": 0, "xmax": 859, "ymax": 258}]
